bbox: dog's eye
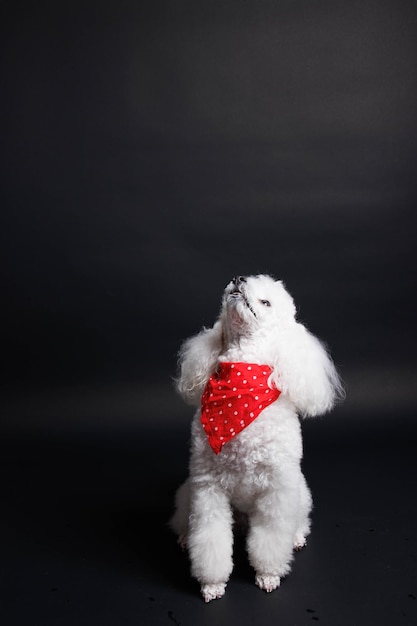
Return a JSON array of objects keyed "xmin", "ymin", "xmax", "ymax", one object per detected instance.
[{"xmin": 260, "ymin": 299, "xmax": 271, "ymax": 307}]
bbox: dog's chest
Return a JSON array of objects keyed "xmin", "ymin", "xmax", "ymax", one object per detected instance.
[
  {"xmin": 212, "ymin": 437, "xmax": 286, "ymax": 511},
  {"xmin": 192, "ymin": 404, "xmax": 302, "ymax": 488}
]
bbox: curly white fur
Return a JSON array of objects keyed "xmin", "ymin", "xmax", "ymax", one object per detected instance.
[{"xmin": 170, "ymin": 274, "xmax": 344, "ymax": 602}]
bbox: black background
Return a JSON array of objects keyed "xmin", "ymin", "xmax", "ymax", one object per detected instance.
[{"xmin": 2, "ymin": 2, "xmax": 417, "ymax": 625}]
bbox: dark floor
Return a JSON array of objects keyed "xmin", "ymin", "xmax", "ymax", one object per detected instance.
[{"xmin": 1, "ymin": 388, "xmax": 416, "ymax": 626}]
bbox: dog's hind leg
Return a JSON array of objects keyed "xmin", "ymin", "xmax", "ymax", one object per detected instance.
[
  {"xmin": 188, "ymin": 482, "xmax": 234, "ymax": 602},
  {"xmin": 294, "ymin": 473, "xmax": 313, "ymax": 550},
  {"xmin": 169, "ymin": 478, "xmax": 191, "ymax": 549}
]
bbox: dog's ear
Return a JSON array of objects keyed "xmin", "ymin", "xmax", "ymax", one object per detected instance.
[
  {"xmin": 175, "ymin": 319, "xmax": 223, "ymax": 405},
  {"xmin": 270, "ymin": 323, "xmax": 344, "ymax": 417}
]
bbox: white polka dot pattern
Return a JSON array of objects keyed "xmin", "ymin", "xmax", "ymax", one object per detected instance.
[{"xmin": 201, "ymin": 362, "xmax": 281, "ymax": 454}]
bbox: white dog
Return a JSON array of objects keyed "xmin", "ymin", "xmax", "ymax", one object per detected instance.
[{"xmin": 170, "ymin": 274, "xmax": 343, "ymax": 602}]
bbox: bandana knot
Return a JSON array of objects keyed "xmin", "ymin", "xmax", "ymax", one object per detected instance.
[{"xmin": 201, "ymin": 362, "xmax": 281, "ymax": 454}]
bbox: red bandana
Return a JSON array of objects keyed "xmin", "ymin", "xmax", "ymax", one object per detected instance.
[{"xmin": 201, "ymin": 362, "xmax": 281, "ymax": 454}]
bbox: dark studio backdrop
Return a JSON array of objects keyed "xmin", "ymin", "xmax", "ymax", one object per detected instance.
[{"xmin": 1, "ymin": 1, "xmax": 417, "ymax": 625}]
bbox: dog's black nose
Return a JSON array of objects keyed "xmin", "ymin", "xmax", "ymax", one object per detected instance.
[{"xmin": 233, "ymin": 275, "xmax": 247, "ymax": 286}]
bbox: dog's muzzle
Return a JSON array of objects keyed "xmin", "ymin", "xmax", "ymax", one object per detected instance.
[
  {"xmin": 228, "ymin": 276, "xmax": 256, "ymax": 317},
  {"xmin": 230, "ymin": 275, "xmax": 246, "ymax": 295}
]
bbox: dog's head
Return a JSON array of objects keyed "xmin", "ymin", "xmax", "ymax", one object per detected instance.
[
  {"xmin": 177, "ymin": 273, "xmax": 343, "ymax": 412},
  {"xmin": 221, "ymin": 274, "xmax": 297, "ymax": 339}
]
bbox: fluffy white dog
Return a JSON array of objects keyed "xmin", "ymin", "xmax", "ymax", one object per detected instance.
[{"xmin": 170, "ymin": 274, "xmax": 343, "ymax": 602}]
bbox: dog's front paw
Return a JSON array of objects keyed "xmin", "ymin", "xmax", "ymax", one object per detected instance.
[
  {"xmin": 255, "ymin": 574, "xmax": 281, "ymax": 593},
  {"xmin": 293, "ymin": 533, "xmax": 307, "ymax": 551},
  {"xmin": 201, "ymin": 582, "xmax": 226, "ymax": 603}
]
